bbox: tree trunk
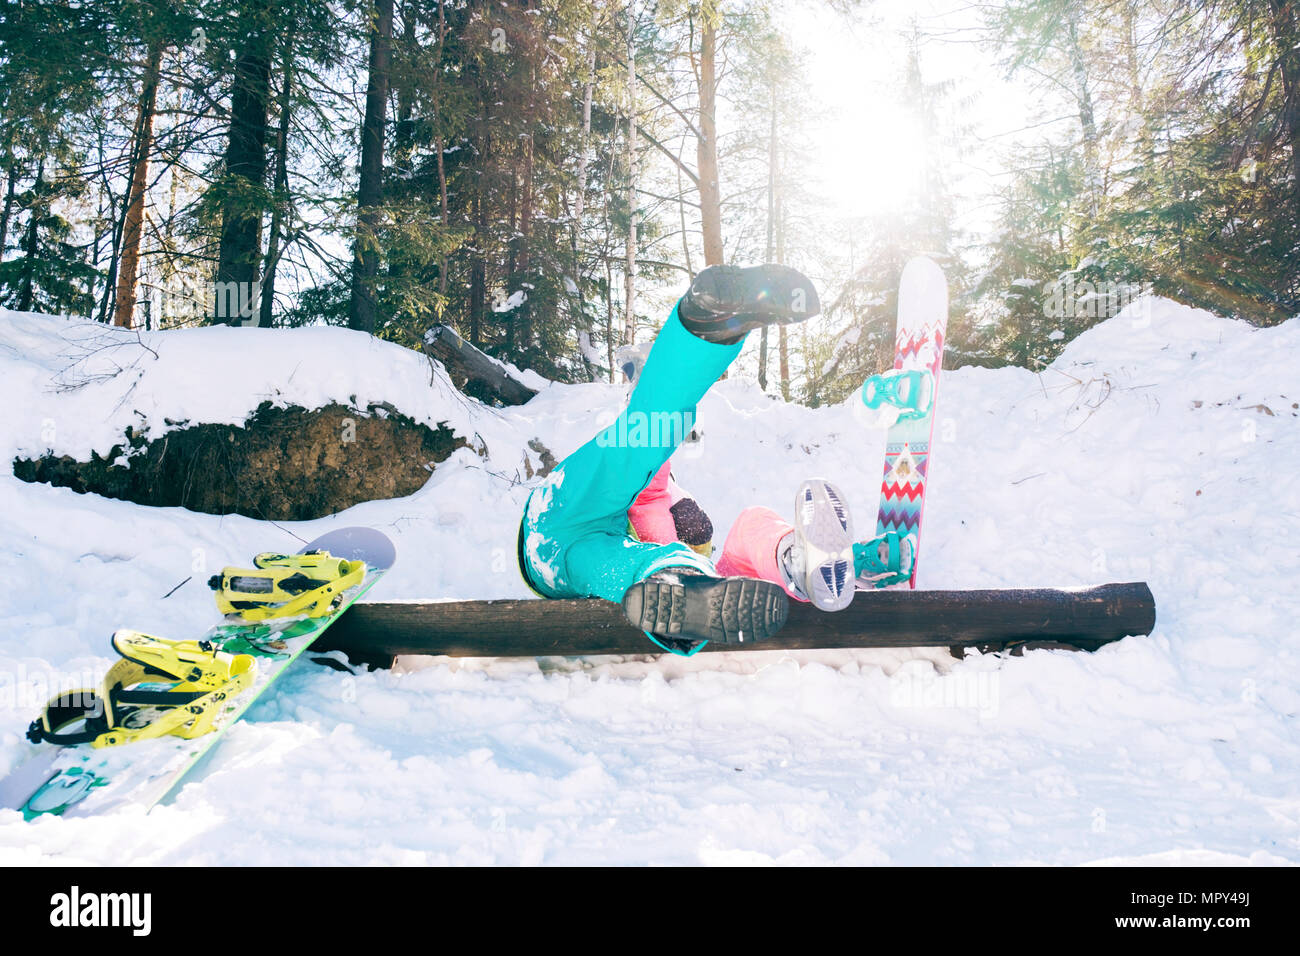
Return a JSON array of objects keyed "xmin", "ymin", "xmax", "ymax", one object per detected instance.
[
  {"xmin": 469, "ymin": 185, "xmax": 486, "ymax": 345},
  {"xmin": 776, "ymin": 180, "xmax": 789, "ymax": 400},
  {"xmin": 759, "ymin": 87, "xmax": 778, "ymax": 391},
  {"xmin": 217, "ymin": 8, "xmax": 272, "ymax": 324},
  {"xmin": 114, "ymin": 39, "xmax": 164, "ymax": 329},
  {"xmin": 161, "ymin": 114, "xmax": 182, "ymax": 322},
  {"xmin": 467, "ymin": 38, "xmax": 491, "ymax": 348},
  {"xmin": 17, "ymin": 162, "xmax": 43, "ymax": 312},
  {"xmin": 434, "ymin": 123, "xmax": 450, "ymax": 299},
  {"xmin": 435, "ymin": 0, "xmax": 451, "ymax": 300},
  {"xmin": 505, "ymin": 134, "xmax": 519, "ymax": 355},
  {"xmin": 624, "ymin": 9, "xmax": 637, "ymax": 343},
  {"xmin": 259, "ymin": 28, "xmax": 294, "ymax": 329},
  {"xmin": 1122, "ymin": 0, "xmax": 1141, "ymax": 109},
  {"xmin": 605, "ymin": 256, "xmax": 616, "ymax": 380},
  {"xmin": 516, "ymin": 125, "xmax": 535, "ymax": 352},
  {"xmin": 96, "ymin": 130, "xmax": 124, "ymax": 324},
  {"xmin": 697, "ymin": 14, "xmax": 723, "ymax": 265},
  {"xmin": 1267, "ymin": 0, "xmax": 1300, "ymax": 215},
  {"xmin": 423, "ymin": 324, "xmax": 538, "ymax": 405},
  {"xmin": 1064, "ymin": 3, "xmax": 1099, "ymax": 215},
  {"xmin": 571, "ymin": 40, "xmax": 596, "ymax": 374},
  {"xmin": 0, "ymin": 159, "xmax": 16, "ymax": 258},
  {"xmin": 603, "ymin": 127, "xmax": 617, "ymax": 381},
  {"xmin": 392, "ymin": 6, "xmax": 417, "ymax": 172},
  {"xmin": 778, "ymin": 326, "xmax": 790, "ymax": 400},
  {"xmin": 348, "ymin": 0, "xmax": 394, "ymax": 333},
  {"xmin": 1121, "ymin": 0, "xmax": 1156, "ymax": 177},
  {"xmin": 316, "ymin": 583, "xmax": 1159, "ymax": 662},
  {"xmin": 677, "ymin": 144, "xmax": 693, "ymax": 276}
]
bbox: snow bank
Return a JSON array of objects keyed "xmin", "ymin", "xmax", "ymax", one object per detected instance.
[
  {"xmin": 0, "ymin": 311, "xmax": 485, "ymax": 463},
  {"xmin": 1, "ymin": 298, "xmax": 1298, "ymax": 865}
]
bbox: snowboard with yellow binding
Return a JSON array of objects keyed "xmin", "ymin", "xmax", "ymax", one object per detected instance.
[{"xmin": 1, "ymin": 527, "xmax": 395, "ymax": 819}]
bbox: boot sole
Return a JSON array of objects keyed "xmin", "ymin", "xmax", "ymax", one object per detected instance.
[
  {"xmin": 623, "ymin": 573, "xmax": 789, "ymax": 645},
  {"xmin": 795, "ymin": 479, "xmax": 856, "ymax": 612},
  {"xmin": 688, "ymin": 265, "xmax": 821, "ymax": 329}
]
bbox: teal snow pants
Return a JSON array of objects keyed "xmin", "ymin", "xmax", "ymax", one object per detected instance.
[{"xmin": 517, "ymin": 304, "xmax": 742, "ymax": 603}]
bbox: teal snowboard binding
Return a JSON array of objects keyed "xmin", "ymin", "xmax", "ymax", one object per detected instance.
[
  {"xmin": 854, "ymin": 531, "xmax": 917, "ymax": 589},
  {"xmin": 860, "ymin": 369, "xmax": 935, "ymax": 427}
]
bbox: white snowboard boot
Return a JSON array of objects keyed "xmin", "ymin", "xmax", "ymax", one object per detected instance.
[{"xmin": 778, "ymin": 479, "xmax": 856, "ymax": 612}]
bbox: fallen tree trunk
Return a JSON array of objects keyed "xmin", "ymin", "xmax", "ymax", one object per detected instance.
[
  {"xmin": 423, "ymin": 324, "xmax": 538, "ymax": 406},
  {"xmin": 316, "ymin": 582, "xmax": 1156, "ymax": 669}
]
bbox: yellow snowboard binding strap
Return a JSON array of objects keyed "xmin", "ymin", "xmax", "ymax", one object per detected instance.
[
  {"xmin": 207, "ymin": 550, "xmax": 365, "ymax": 621},
  {"xmin": 27, "ymin": 630, "xmax": 256, "ymax": 748}
]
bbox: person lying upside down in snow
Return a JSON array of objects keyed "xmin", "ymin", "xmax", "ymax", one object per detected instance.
[{"xmin": 517, "ymin": 264, "xmax": 913, "ymax": 655}]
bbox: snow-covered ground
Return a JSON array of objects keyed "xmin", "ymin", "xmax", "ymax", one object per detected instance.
[{"xmin": 0, "ymin": 300, "xmax": 1297, "ymax": 865}]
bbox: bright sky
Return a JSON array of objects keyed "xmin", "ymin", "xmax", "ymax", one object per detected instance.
[
  {"xmin": 777, "ymin": 0, "xmax": 1039, "ymax": 238},
  {"xmin": 628, "ymin": 0, "xmax": 1052, "ymax": 341}
]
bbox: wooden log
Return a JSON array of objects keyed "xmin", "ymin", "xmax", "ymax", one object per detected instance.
[
  {"xmin": 315, "ymin": 582, "xmax": 1156, "ymax": 667},
  {"xmin": 423, "ymin": 324, "xmax": 538, "ymax": 406}
]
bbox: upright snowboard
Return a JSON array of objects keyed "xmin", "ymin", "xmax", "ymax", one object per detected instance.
[
  {"xmin": 872, "ymin": 257, "xmax": 948, "ymax": 588},
  {"xmin": 0, "ymin": 527, "xmax": 395, "ymax": 819}
]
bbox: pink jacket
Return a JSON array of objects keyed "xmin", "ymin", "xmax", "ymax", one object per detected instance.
[
  {"xmin": 628, "ymin": 463, "xmax": 801, "ymax": 601},
  {"xmin": 627, "ymin": 462, "xmax": 713, "ymax": 553}
]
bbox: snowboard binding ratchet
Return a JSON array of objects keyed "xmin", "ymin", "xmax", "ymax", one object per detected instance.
[{"xmin": 208, "ymin": 550, "xmax": 365, "ymax": 621}]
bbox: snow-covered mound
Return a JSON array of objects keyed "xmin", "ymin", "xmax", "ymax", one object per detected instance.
[
  {"xmin": 0, "ymin": 311, "xmax": 485, "ymax": 463},
  {"xmin": 1, "ymin": 299, "xmax": 1297, "ymax": 864}
]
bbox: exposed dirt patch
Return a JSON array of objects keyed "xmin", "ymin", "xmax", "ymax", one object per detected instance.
[{"xmin": 13, "ymin": 402, "xmax": 468, "ymax": 520}]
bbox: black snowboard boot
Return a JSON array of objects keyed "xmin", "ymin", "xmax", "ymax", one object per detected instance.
[
  {"xmin": 677, "ymin": 264, "xmax": 821, "ymax": 344},
  {"xmin": 621, "ymin": 568, "xmax": 789, "ymax": 651}
]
